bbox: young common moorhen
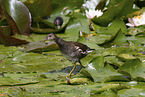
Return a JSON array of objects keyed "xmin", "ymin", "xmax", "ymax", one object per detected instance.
[
  {"xmin": 54, "ymin": 16, "xmax": 63, "ymax": 29},
  {"xmin": 44, "ymin": 33, "xmax": 93, "ymax": 77}
]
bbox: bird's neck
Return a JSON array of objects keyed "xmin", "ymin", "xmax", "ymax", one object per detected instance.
[{"xmin": 55, "ymin": 37, "xmax": 66, "ymax": 47}]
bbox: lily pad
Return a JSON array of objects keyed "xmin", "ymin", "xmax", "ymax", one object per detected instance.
[
  {"xmin": 22, "ymin": 41, "xmax": 59, "ymax": 52},
  {"xmin": 95, "ymin": 18, "xmax": 127, "ymax": 46},
  {"xmin": 92, "ymin": 0, "xmax": 133, "ymax": 26},
  {"xmin": 118, "ymin": 88, "xmax": 143, "ymax": 97},
  {"xmin": 91, "ymin": 84, "xmax": 129, "ymax": 94},
  {"xmin": 65, "ymin": 12, "xmax": 90, "ymax": 41},
  {"xmin": 81, "ymin": 56, "xmax": 125, "ymax": 82},
  {"xmin": 119, "ymin": 58, "xmax": 145, "ymax": 80},
  {"xmin": 100, "ymin": 29, "xmax": 127, "ymax": 47}
]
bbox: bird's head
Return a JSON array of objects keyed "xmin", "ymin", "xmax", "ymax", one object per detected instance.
[
  {"xmin": 54, "ymin": 16, "xmax": 63, "ymax": 29},
  {"xmin": 43, "ymin": 33, "xmax": 57, "ymax": 42}
]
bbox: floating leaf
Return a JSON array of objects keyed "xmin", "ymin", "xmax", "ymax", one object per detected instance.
[
  {"xmin": 91, "ymin": 84, "xmax": 129, "ymax": 94},
  {"xmin": 65, "ymin": 12, "xmax": 90, "ymax": 41},
  {"xmin": 104, "ymin": 55, "xmax": 123, "ymax": 68},
  {"xmin": 22, "ymin": 41, "xmax": 59, "ymax": 52},
  {"xmin": 118, "ymin": 53, "xmax": 136, "ymax": 60},
  {"xmin": 81, "ymin": 56, "xmax": 125, "ymax": 82},
  {"xmin": 91, "ymin": 89, "xmax": 117, "ymax": 97},
  {"xmin": 77, "ymin": 37, "xmax": 101, "ymax": 50},
  {"xmin": 95, "ymin": 18, "xmax": 127, "ymax": 46},
  {"xmin": 92, "ymin": 0, "xmax": 133, "ymax": 26},
  {"xmin": 119, "ymin": 58, "xmax": 145, "ymax": 80},
  {"xmin": 100, "ymin": 29, "xmax": 127, "ymax": 47},
  {"xmin": 118, "ymin": 88, "xmax": 143, "ymax": 97}
]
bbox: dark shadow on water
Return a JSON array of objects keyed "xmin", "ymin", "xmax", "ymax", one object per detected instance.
[{"xmin": 49, "ymin": 65, "xmax": 82, "ymax": 74}]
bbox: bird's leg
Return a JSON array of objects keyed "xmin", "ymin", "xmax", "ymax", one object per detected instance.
[
  {"xmin": 68, "ymin": 63, "xmax": 76, "ymax": 77},
  {"xmin": 79, "ymin": 61, "xmax": 85, "ymax": 68}
]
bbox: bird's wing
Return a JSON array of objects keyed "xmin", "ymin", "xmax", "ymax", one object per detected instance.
[{"xmin": 71, "ymin": 42, "xmax": 89, "ymax": 52}]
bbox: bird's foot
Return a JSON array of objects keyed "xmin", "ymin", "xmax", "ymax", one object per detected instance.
[
  {"xmin": 57, "ymin": 75, "xmax": 71, "ymax": 84},
  {"xmin": 66, "ymin": 76, "xmax": 71, "ymax": 85}
]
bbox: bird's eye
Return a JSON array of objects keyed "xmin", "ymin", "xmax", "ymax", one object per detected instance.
[{"xmin": 48, "ymin": 35, "xmax": 51, "ymax": 37}]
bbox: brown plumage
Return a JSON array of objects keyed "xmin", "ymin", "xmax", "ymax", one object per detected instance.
[{"xmin": 44, "ymin": 33, "xmax": 93, "ymax": 77}]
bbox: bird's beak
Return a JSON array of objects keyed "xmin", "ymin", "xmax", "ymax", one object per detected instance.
[{"xmin": 43, "ymin": 36, "xmax": 48, "ymax": 42}]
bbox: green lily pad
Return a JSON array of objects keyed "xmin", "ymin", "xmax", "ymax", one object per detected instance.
[
  {"xmin": 118, "ymin": 88, "xmax": 143, "ymax": 97},
  {"xmin": 119, "ymin": 58, "xmax": 145, "ymax": 80},
  {"xmin": 104, "ymin": 55, "xmax": 123, "ymax": 68},
  {"xmin": 77, "ymin": 37, "xmax": 101, "ymax": 50},
  {"xmin": 94, "ymin": 18, "xmax": 127, "ymax": 46},
  {"xmin": 100, "ymin": 29, "xmax": 127, "ymax": 47},
  {"xmin": 65, "ymin": 12, "xmax": 91, "ymax": 41},
  {"xmin": 0, "ymin": 74, "xmax": 39, "ymax": 86},
  {"xmin": 91, "ymin": 84, "xmax": 129, "ymax": 94},
  {"xmin": 22, "ymin": 41, "xmax": 59, "ymax": 52},
  {"xmin": 118, "ymin": 53, "xmax": 136, "ymax": 60},
  {"xmin": 92, "ymin": 0, "xmax": 133, "ymax": 26},
  {"xmin": 91, "ymin": 89, "xmax": 117, "ymax": 97},
  {"xmin": 81, "ymin": 56, "xmax": 125, "ymax": 82}
]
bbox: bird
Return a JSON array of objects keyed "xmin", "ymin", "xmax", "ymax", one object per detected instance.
[
  {"xmin": 43, "ymin": 33, "xmax": 93, "ymax": 77},
  {"xmin": 54, "ymin": 16, "xmax": 63, "ymax": 29}
]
